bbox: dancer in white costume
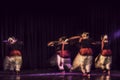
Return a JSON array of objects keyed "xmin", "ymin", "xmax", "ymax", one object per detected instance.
[
  {"xmin": 48, "ymin": 37, "xmax": 71, "ymax": 72},
  {"xmin": 3, "ymin": 37, "xmax": 23, "ymax": 74},
  {"xmin": 95, "ymin": 34, "xmax": 112, "ymax": 75},
  {"xmin": 70, "ymin": 32, "xmax": 97, "ymax": 77}
]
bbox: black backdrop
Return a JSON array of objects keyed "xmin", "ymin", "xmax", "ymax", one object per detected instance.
[{"xmin": 0, "ymin": 2, "xmax": 120, "ymax": 70}]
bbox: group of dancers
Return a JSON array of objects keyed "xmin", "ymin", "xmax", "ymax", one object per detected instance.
[
  {"xmin": 48, "ymin": 32, "xmax": 112, "ymax": 77},
  {"xmin": 2, "ymin": 32, "xmax": 112, "ymax": 77}
]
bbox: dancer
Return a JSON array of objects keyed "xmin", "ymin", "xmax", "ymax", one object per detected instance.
[
  {"xmin": 95, "ymin": 34, "xmax": 112, "ymax": 75},
  {"xmin": 48, "ymin": 36, "xmax": 71, "ymax": 72},
  {"xmin": 3, "ymin": 36, "xmax": 23, "ymax": 74},
  {"xmin": 70, "ymin": 32, "xmax": 97, "ymax": 77}
]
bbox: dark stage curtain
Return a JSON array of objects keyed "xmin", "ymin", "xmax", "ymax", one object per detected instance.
[{"xmin": 0, "ymin": 6, "xmax": 120, "ymax": 70}]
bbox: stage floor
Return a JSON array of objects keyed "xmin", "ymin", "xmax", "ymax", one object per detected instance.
[{"xmin": 0, "ymin": 70, "xmax": 120, "ymax": 80}]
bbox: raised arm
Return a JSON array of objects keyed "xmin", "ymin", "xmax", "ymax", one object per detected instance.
[
  {"xmin": 91, "ymin": 41, "xmax": 101, "ymax": 45},
  {"xmin": 48, "ymin": 41, "xmax": 58, "ymax": 46},
  {"xmin": 68, "ymin": 36, "xmax": 81, "ymax": 41},
  {"xmin": 48, "ymin": 41, "xmax": 54, "ymax": 46},
  {"xmin": 101, "ymin": 40, "xmax": 104, "ymax": 50}
]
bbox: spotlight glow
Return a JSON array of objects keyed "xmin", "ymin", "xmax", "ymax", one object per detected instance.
[{"xmin": 113, "ymin": 30, "xmax": 120, "ymax": 39}]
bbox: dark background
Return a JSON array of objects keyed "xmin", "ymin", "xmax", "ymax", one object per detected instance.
[{"xmin": 0, "ymin": 2, "xmax": 120, "ymax": 71}]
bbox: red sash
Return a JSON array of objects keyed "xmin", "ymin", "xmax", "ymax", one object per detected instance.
[
  {"xmin": 57, "ymin": 50, "xmax": 70, "ymax": 58},
  {"xmin": 10, "ymin": 50, "xmax": 21, "ymax": 56},
  {"xmin": 80, "ymin": 48, "xmax": 93, "ymax": 55},
  {"xmin": 102, "ymin": 49, "xmax": 112, "ymax": 56}
]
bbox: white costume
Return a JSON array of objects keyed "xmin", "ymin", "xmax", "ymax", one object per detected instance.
[
  {"xmin": 95, "ymin": 35, "xmax": 112, "ymax": 75},
  {"xmin": 3, "ymin": 37, "xmax": 23, "ymax": 73}
]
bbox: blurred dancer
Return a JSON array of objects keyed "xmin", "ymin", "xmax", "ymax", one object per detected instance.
[
  {"xmin": 95, "ymin": 34, "xmax": 112, "ymax": 75},
  {"xmin": 48, "ymin": 36, "xmax": 71, "ymax": 72},
  {"xmin": 3, "ymin": 36, "xmax": 23, "ymax": 74},
  {"xmin": 70, "ymin": 32, "xmax": 96, "ymax": 77}
]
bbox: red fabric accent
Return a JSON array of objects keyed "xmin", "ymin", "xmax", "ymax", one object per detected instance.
[
  {"xmin": 10, "ymin": 50, "xmax": 21, "ymax": 56},
  {"xmin": 57, "ymin": 50, "xmax": 70, "ymax": 58},
  {"xmin": 102, "ymin": 49, "xmax": 112, "ymax": 56},
  {"xmin": 80, "ymin": 48, "xmax": 93, "ymax": 55}
]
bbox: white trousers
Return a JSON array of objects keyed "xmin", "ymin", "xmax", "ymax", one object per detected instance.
[
  {"xmin": 71, "ymin": 53, "xmax": 93, "ymax": 73},
  {"xmin": 95, "ymin": 55, "xmax": 112, "ymax": 70},
  {"xmin": 4, "ymin": 56, "xmax": 22, "ymax": 72},
  {"xmin": 57, "ymin": 54, "xmax": 71, "ymax": 70}
]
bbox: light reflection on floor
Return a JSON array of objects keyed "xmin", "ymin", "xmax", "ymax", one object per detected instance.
[{"xmin": 0, "ymin": 71, "xmax": 120, "ymax": 80}]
